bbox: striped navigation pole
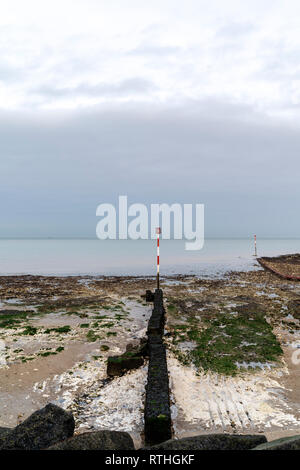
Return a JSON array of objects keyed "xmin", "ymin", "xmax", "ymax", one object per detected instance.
[
  {"xmin": 156, "ymin": 227, "xmax": 161, "ymax": 290},
  {"xmin": 254, "ymin": 234, "xmax": 257, "ymax": 257}
]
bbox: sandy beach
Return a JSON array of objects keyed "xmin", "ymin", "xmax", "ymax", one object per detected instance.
[{"xmin": 0, "ymin": 268, "xmax": 299, "ymax": 447}]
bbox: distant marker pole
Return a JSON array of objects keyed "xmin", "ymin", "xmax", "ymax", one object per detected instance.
[
  {"xmin": 156, "ymin": 227, "xmax": 161, "ymax": 290},
  {"xmin": 254, "ymin": 234, "xmax": 257, "ymax": 257}
]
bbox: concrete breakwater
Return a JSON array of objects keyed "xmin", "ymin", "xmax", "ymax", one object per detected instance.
[
  {"xmin": 257, "ymin": 254, "xmax": 300, "ymax": 281},
  {"xmin": 144, "ymin": 289, "xmax": 172, "ymax": 445}
]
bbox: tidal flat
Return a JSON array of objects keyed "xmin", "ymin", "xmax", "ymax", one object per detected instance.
[{"xmin": 0, "ymin": 270, "xmax": 299, "ymax": 446}]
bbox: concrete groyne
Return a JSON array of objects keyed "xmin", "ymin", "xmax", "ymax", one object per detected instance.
[{"xmin": 144, "ymin": 289, "xmax": 172, "ymax": 445}]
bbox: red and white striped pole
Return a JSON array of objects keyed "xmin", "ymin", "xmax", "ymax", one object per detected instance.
[
  {"xmin": 254, "ymin": 234, "xmax": 257, "ymax": 257},
  {"xmin": 156, "ymin": 227, "xmax": 161, "ymax": 290}
]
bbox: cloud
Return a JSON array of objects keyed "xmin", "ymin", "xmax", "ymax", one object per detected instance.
[
  {"xmin": 0, "ymin": 99, "xmax": 299, "ymax": 237},
  {"xmin": 0, "ymin": 62, "xmax": 25, "ymax": 82},
  {"xmin": 0, "ymin": 1, "xmax": 300, "ymax": 237},
  {"xmin": 0, "ymin": 1, "xmax": 300, "ymax": 116},
  {"xmin": 31, "ymin": 78, "xmax": 157, "ymax": 100},
  {"xmin": 216, "ymin": 21, "xmax": 257, "ymax": 38},
  {"xmin": 128, "ymin": 44, "xmax": 181, "ymax": 56}
]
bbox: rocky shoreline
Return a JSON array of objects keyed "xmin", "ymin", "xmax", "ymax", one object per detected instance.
[
  {"xmin": 0, "ymin": 268, "xmax": 300, "ymax": 448},
  {"xmin": 1, "ymin": 403, "xmax": 300, "ymax": 450}
]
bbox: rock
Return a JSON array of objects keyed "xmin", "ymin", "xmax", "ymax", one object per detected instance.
[
  {"xmin": 0, "ymin": 403, "xmax": 75, "ymax": 450},
  {"xmin": 126, "ymin": 338, "xmax": 147, "ymax": 356},
  {"xmin": 145, "ymin": 290, "xmax": 154, "ymax": 302},
  {"xmin": 107, "ymin": 354, "xmax": 144, "ymax": 376},
  {"xmin": 107, "ymin": 339, "xmax": 147, "ymax": 377},
  {"xmin": 236, "ymin": 302, "xmax": 265, "ymax": 316},
  {"xmin": 0, "ymin": 427, "xmax": 11, "ymax": 436},
  {"xmin": 287, "ymin": 300, "xmax": 300, "ymax": 319},
  {"xmin": 233, "ymin": 296, "xmax": 256, "ymax": 303},
  {"xmin": 47, "ymin": 430, "xmax": 135, "ymax": 450},
  {"xmin": 142, "ymin": 434, "xmax": 267, "ymax": 450},
  {"xmin": 0, "ymin": 309, "xmax": 24, "ymax": 315},
  {"xmin": 253, "ymin": 435, "xmax": 300, "ymax": 450}
]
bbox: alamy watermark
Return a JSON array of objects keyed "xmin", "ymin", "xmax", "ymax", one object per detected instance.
[{"xmin": 96, "ymin": 196, "xmax": 204, "ymax": 250}]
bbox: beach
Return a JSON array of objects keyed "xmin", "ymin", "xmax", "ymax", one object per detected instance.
[{"xmin": 0, "ymin": 266, "xmax": 299, "ymax": 447}]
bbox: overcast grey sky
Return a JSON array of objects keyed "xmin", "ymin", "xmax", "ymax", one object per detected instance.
[{"xmin": 0, "ymin": 0, "xmax": 299, "ymax": 237}]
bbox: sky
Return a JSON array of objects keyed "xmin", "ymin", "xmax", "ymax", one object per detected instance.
[{"xmin": 0, "ymin": 0, "xmax": 300, "ymax": 238}]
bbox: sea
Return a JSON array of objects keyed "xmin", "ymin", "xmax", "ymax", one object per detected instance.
[{"xmin": 0, "ymin": 238, "xmax": 299, "ymax": 278}]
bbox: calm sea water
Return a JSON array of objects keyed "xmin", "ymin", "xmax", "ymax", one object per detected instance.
[{"xmin": 0, "ymin": 238, "xmax": 299, "ymax": 277}]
